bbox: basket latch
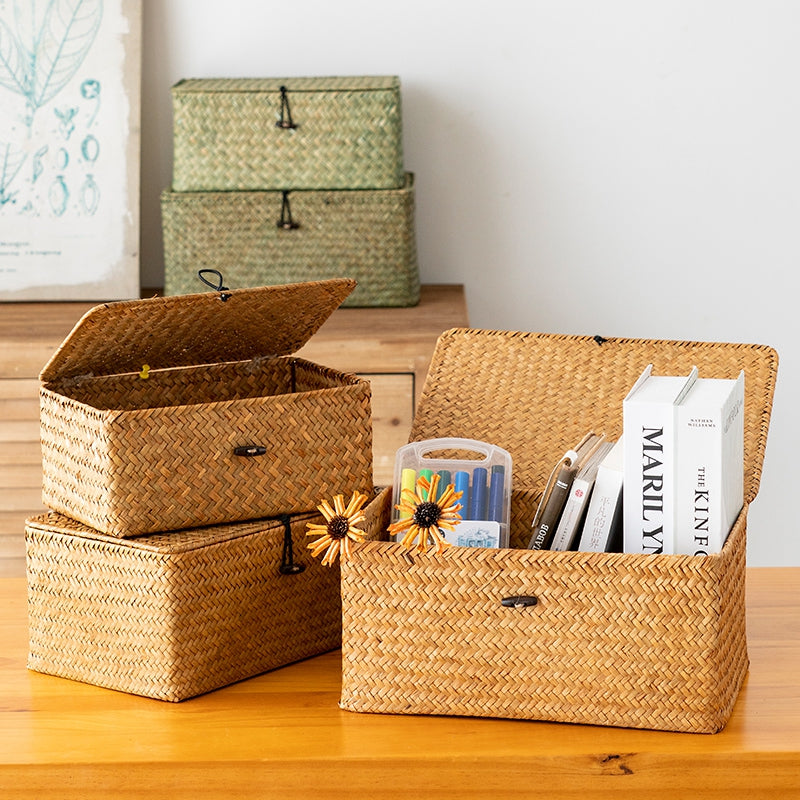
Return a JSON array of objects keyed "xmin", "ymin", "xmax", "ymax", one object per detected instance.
[
  {"xmin": 233, "ymin": 445, "xmax": 267, "ymax": 457},
  {"xmin": 279, "ymin": 514, "xmax": 306, "ymax": 576},
  {"xmin": 276, "ymin": 85, "xmax": 297, "ymax": 130},
  {"xmin": 277, "ymin": 191, "xmax": 300, "ymax": 230},
  {"xmin": 501, "ymin": 595, "xmax": 538, "ymax": 609}
]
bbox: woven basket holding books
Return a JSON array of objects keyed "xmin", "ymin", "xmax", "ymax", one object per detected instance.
[{"xmin": 339, "ymin": 329, "xmax": 778, "ymax": 733}]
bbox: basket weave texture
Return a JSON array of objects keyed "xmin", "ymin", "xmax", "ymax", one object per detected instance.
[
  {"xmin": 171, "ymin": 76, "xmax": 404, "ymax": 191},
  {"xmin": 26, "ymin": 490, "xmax": 389, "ymax": 701},
  {"xmin": 339, "ymin": 329, "xmax": 779, "ymax": 733},
  {"xmin": 39, "ymin": 279, "xmax": 373, "ymax": 537},
  {"xmin": 161, "ymin": 175, "xmax": 419, "ymax": 307}
]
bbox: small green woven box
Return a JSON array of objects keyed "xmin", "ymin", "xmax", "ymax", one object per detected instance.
[
  {"xmin": 161, "ymin": 174, "xmax": 420, "ymax": 307},
  {"xmin": 171, "ymin": 76, "xmax": 405, "ymax": 191}
]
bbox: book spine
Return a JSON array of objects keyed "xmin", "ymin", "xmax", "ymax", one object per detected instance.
[
  {"xmin": 528, "ymin": 465, "xmax": 574, "ymax": 550},
  {"xmin": 675, "ymin": 376, "xmax": 744, "ymax": 555},
  {"xmin": 675, "ymin": 413, "xmax": 720, "ymax": 556},
  {"xmin": 623, "ymin": 402, "xmax": 677, "ymax": 554},
  {"xmin": 720, "ymin": 377, "xmax": 746, "ymax": 541},
  {"xmin": 577, "ymin": 464, "xmax": 623, "ymax": 552},
  {"xmin": 550, "ymin": 476, "xmax": 592, "ymax": 551}
]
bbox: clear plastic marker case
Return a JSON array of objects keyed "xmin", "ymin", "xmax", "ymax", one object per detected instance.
[{"xmin": 391, "ymin": 438, "xmax": 512, "ymax": 548}]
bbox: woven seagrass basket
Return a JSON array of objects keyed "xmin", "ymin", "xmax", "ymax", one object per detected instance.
[
  {"xmin": 171, "ymin": 76, "xmax": 404, "ymax": 191},
  {"xmin": 39, "ymin": 278, "xmax": 372, "ymax": 537},
  {"xmin": 339, "ymin": 329, "xmax": 778, "ymax": 733},
  {"xmin": 26, "ymin": 490, "xmax": 388, "ymax": 701},
  {"xmin": 161, "ymin": 174, "xmax": 420, "ymax": 307}
]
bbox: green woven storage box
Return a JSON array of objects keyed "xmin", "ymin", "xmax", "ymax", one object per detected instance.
[
  {"xmin": 161, "ymin": 174, "xmax": 420, "ymax": 307},
  {"xmin": 171, "ymin": 76, "xmax": 405, "ymax": 191}
]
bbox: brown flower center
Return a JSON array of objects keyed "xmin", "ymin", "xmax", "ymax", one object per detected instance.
[
  {"xmin": 413, "ymin": 501, "xmax": 441, "ymax": 528},
  {"xmin": 327, "ymin": 515, "xmax": 350, "ymax": 540}
]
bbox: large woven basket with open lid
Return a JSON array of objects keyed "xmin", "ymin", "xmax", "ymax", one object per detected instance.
[
  {"xmin": 339, "ymin": 329, "xmax": 778, "ymax": 733},
  {"xmin": 39, "ymin": 278, "xmax": 373, "ymax": 537}
]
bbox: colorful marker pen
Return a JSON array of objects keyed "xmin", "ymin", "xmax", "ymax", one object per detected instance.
[
  {"xmin": 399, "ymin": 468, "xmax": 417, "ymax": 519},
  {"xmin": 418, "ymin": 468, "xmax": 433, "ymax": 500},
  {"xmin": 434, "ymin": 470, "xmax": 450, "ymax": 502},
  {"xmin": 454, "ymin": 470, "xmax": 470, "ymax": 519},
  {"xmin": 469, "ymin": 467, "xmax": 488, "ymax": 520},
  {"xmin": 488, "ymin": 464, "xmax": 505, "ymax": 523}
]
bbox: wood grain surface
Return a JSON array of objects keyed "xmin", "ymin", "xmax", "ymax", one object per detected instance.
[{"xmin": 1, "ymin": 569, "xmax": 798, "ymax": 798}]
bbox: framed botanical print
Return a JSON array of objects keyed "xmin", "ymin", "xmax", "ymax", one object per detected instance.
[{"xmin": 0, "ymin": 0, "xmax": 140, "ymax": 300}]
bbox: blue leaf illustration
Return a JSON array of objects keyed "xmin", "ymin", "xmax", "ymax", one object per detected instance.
[
  {"xmin": 0, "ymin": 19, "xmax": 27, "ymax": 95},
  {"xmin": 81, "ymin": 133, "xmax": 99, "ymax": 162},
  {"xmin": 0, "ymin": 142, "xmax": 26, "ymax": 203},
  {"xmin": 80, "ymin": 173, "xmax": 98, "ymax": 214},
  {"xmin": 32, "ymin": 144, "xmax": 49, "ymax": 182},
  {"xmin": 49, "ymin": 174, "xmax": 68, "ymax": 215},
  {"xmin": 13, "ymin": 0, "xmax": 49, "ymax": 62},
  {"xmin": 33, "ymin": 0, "xmax": 103, "ymax": 109}
]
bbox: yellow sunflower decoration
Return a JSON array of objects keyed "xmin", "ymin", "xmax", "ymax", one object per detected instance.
[
  {"xmin": 306, "ymin": 491, "xmax": 369, "ymax": 566},
  {"xmin": 388, "ymin": 473, "xmax": 463, "ymax": 555}
]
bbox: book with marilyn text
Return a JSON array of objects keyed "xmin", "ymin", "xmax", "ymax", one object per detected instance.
[{"xmin": 622, "ymin": 365, "xmax": 697, "ymax": 554}]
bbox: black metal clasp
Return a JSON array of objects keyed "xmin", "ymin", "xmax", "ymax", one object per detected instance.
[
  {"xmin": 197, "ymin": 269, "xmax": 231, "ymax": 301},
  {"xmin": 233, "ymin": 445, "xmax": 267, "ymax": 457},
  {"xmin": 501, "ymin": 595, "xmax": 538, "ymax": 608},
  {"xmin": 276, "ymin": 85, "xmax": 297, "ymax": 130},
  {"xmin": 279, "ymin": 515, "xmax": 305, "ymax": 575},
  {"xmin": 277, "ymin": 191, "xmax": 299, "ymax": 230}
]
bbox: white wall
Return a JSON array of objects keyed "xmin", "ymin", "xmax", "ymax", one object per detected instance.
[{"xmin": 141, "ymin": 0, "xmax": 798, "ymax": 566}]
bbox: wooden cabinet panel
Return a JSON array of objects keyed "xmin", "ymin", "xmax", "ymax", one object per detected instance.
[
  {"xmin": 0, "ymin": 381, "xmax": 45, "ymax": 570},
  {"xmin": 359, "ymin": 373, "xmax": 414, "ymax": 487}
]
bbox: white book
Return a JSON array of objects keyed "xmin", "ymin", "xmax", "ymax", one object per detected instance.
[
  {"xmin": 577, "ymin": 438, "xmax": 625, "ymax": 553},
  {"xmin": 675, "ymin": 371, "xmax": 745, "ymax": 555},
  {"xmin": 622, "ymin": 365, "xmax": 697, "ymax": 554},
  {"xmin": 551, "ymin": 440, "xmax": 614, "ymax": 551}
]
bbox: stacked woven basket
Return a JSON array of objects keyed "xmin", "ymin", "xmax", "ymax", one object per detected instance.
[
  {"xmin": 25, "ymin": 277, "xmax": 387, "ymax": 701},
  {"xmin": 161, "ymin": 76, "xmax": 420, "ymax": 307}
]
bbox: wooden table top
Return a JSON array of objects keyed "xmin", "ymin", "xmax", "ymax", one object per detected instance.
[{"xmin": 1, "ymin": 570, "xmax": 798, "ymax": 798}]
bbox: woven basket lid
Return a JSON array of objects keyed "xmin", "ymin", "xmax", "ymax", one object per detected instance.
[
  {"xmin": 40, "ymin": 278, "xmax": 356, "ymax": 382},
  {"xmin": 172, "ymin": 76, "xmax": 399, "ymax": 94},
  {"xmin": 410, "ymin": 329, "xmax": 778, "ymax": 505}
]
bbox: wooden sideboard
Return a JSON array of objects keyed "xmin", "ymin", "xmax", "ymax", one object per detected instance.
[
  {"xmin": 1, "ymin": 569, "xmax": 798, "ymax": 798},
  {"xmin": 0, "ymin": 285, "xmax": 468, "ymax": 577}
]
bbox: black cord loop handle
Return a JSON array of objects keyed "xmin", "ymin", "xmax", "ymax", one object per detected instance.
[
  {"xmin": 276, "ymin": 86, "xmax": 297, "ymax": 130},
  {"xmin": 279, "ymin": 515, "xmax": 306, "ymax": 575},
  {"xmin": 278, "ymin": 191, "xmax": 300, "ymax": 230},
  {"xmin": 197, "ymin": 269, "xmax": 231, "ymax": 301}
]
